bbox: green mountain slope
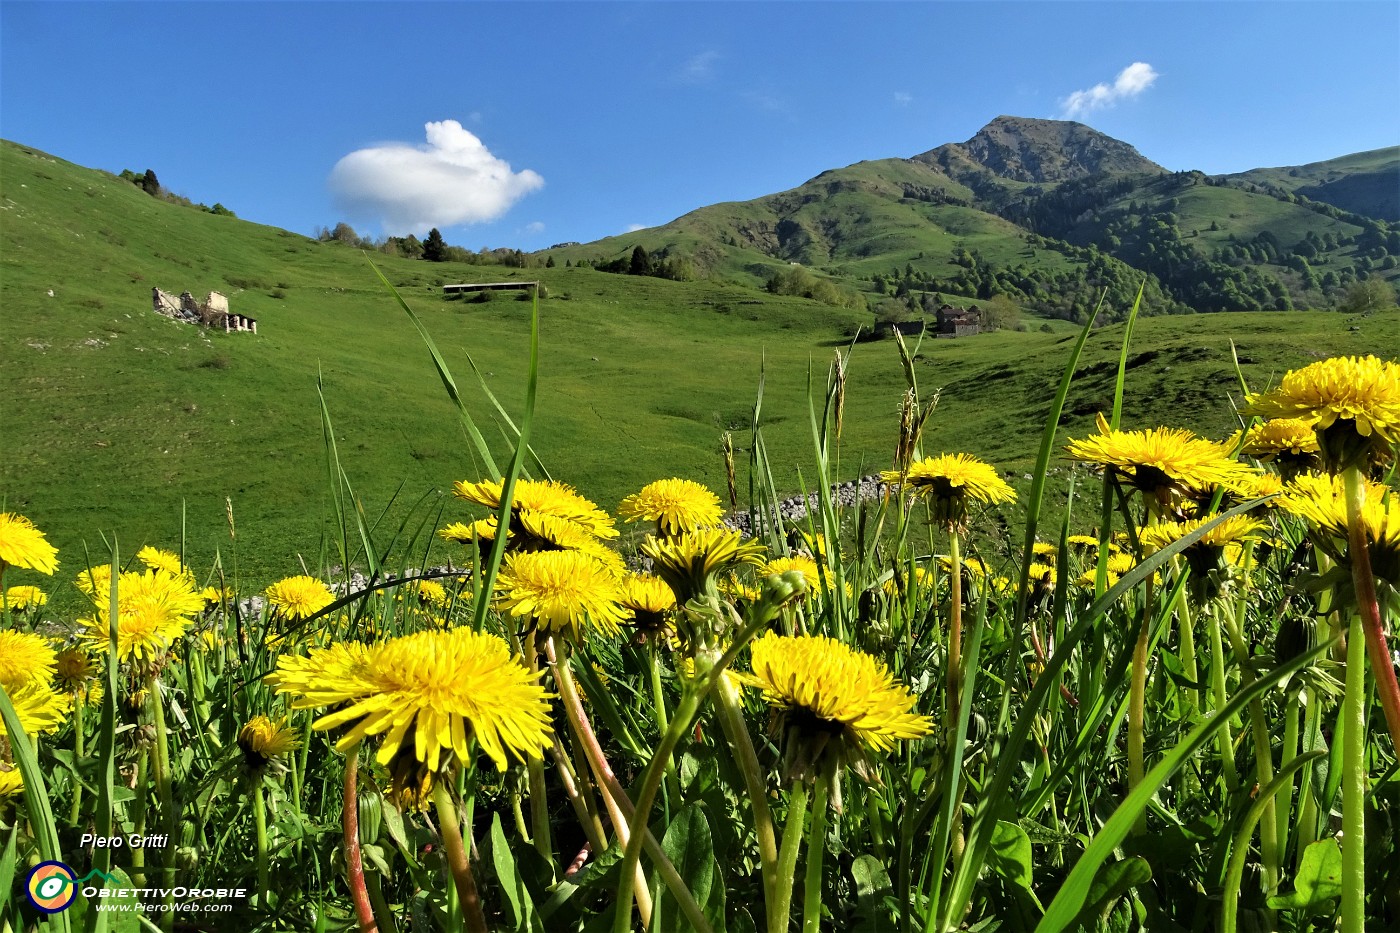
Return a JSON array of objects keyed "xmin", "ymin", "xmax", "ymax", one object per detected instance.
[
  {"xmin": 545, "ymin": 117, "xmax": 1399, "ymax": 319},
  {"xmin": 2, "ymin": 138, "xmax": 1397, "ymax": 593},
  {"xmin": 1225, "ymin": 147, "xmax": 1400, "ymax": 221}
]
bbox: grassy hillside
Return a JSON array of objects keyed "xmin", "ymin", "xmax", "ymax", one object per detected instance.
[{"xmin": 3, "ymin": 139, "xmax": 1397, "ymax": 594}]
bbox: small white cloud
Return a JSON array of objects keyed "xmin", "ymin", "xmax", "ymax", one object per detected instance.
[
  {"xmin": 330, "ymin": 120, "xmax": 543, "ymax": 234},
  {"xmin": 678, "ymin": 50, "xmax": 720, "ymax": 84},
  {"xmin": 893, "ymin": 91, "xmax": 913, "ymax": 106},
  {"xmin": 741, "ymin": 89, "xmax": 788, "ymax": 114},
  {"xmin": 525, "ymin": 221, "xmax": 546, "ymax": 234},
  {"xmin": 624, "ymin": 223, "xmax": 647, "ymax": 233},
  {"xmin": 1059, "ymin": 62, "xmax": 1159, "ymax": 119}
]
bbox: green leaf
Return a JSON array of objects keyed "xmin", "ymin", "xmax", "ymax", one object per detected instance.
[
  {"xmin": 988, "ymin": 820, "xmax": 1039, "ymax": 903},
  {"xmin": 851, "ymin": 854, "xmax": 894, "ymax": 920},
  {"xmin": 660, "ymin": 803, "xmax": 715, "ymax": 933},
  {"xmin": 1267, "ymin": 838, "xmax": 1343, "ymax": 914},
  {"xmin": 489, "ymin": 813, "xmax": 541, "ymax": 932},
  {"xmin": 1078, "ymin": 856, "xmax": 1151, "ymax": 925}
]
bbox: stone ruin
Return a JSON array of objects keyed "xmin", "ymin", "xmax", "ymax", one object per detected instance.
[{"xmin": 151, "ymin": 287, "xmax": 257, "ymax": 334}]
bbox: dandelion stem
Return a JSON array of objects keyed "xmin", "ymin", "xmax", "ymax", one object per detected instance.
[
  {"xmin": 1342, "ymin": 466, "xmax": 1400, "ymax": 749},
  {"xmin": 773, "ymin": 780, "xmax": 811, "ymax": 933},
  {"xmin": 1127, "ymin": 606, "xmax": 1150, "ymax": 836},
  {"xmin": 1341, "ymin": 613, "xmax": 1367, "ymax": 933},
  {"xmin": 1208, "ymin": 607, "xmax": 1238, "ymax": 793},
  {"xmin": 431, "ymin": 776, "xmax": 489, "ymax": 933},
  {"xmin": 714, "ymin": 669, "xmax": 780, "ymax": 920},
  {"xmin": 522, "ymin": 635, "xmax": 554, "ymax": 865},
  {"xmin": 802, "ymin": 769, "xmax": 832, "ymax": 933},
  {"xmin": 253, "ymin": 778, "xmax": 269, "ymax": 908},
  {"xmin": 341, "ymin": 747, "xmax": 379, "ymax": 933},
  {"xmin": 147, "ymin": 674, "xmax": 176, "ymax": 930},
  {"xmin": 946, "ymin": 525, "xmax": 967, "ymax": 860},
  {"xmin": 69, "ymin": 701, "xmax": 84, "ymax": 824},
  {"xmin": 549, "ymin": 640, "xmax": 655, "ymax": 929}
]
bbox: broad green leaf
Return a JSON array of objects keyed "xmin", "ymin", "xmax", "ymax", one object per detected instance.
[
  {"xmin": 988, "ymin": 820, "xmax": 1037, "ymax": 898},
  {"xmin": 661, "ymin": 803, "xmax": 715, "ymax": 932},
  {"xmin": 1074, "ymin": 856, "xmax": 1152, "ymax": 928},
  {"xmin": 851, "ymin": 853, "xmax": 894, "ymax": 919},
  {"xmin": 1268, "ymin": 838, "xmax": 1343, "ymax": 913},
  {"xmin": 489, "ymin": 813, "xmax": 541, "ymax": 932}
]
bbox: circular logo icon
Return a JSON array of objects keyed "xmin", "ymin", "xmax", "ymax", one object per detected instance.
[{"xmin": 26, "ymin": 861, "xmax": 78, "ymax": 913}]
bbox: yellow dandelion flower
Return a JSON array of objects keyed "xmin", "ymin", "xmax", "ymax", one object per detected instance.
[
  {"xmin": 1032, "ymin": 541, "xmax": 1058, "ymax": 559},
  {"xmin": 514, "ymin": 510, "xmax": 627, "ymax": 575},
  {"xmin": 454, "ymin": 478, "xmax": 618, "ymax": 539},
  {"xmin": 1066, "ymin": 424, "xmax": 1253, "ymax": 511},
  {"xmin": 79, "ymin": 569, "xmax": 203, "ymax": 664},
  {"xmin": 619, "ymin": 573, "xmax": 677, "ymax": 635},
  {"xmin": 495, "ymin": 550, "xmax": 628, "ymax": 640},
  {"xmin": 642, "ymin": 527, "xmax": 767, "ymax": 604},
  {"xmin": 1140, "ymin": 514, "xmax": 1267, "ymax": 556},
  {"xmin": 0, "ymin": 630, "xmax": 58, "ymax": 689},
  {"xmin": 760, "ymin": 555, "xmax": 831, "ymax": 592},
  {"xmin": 54, "ymin": 647, "xmax": 102, "ymax": 705},
  {"xmin": 1140, "ymin": 514, "xmax": 1267, "ymax": 600},
  {"xmin": 265, "ymin": 575, "xmax": 335, "ymax": 621},
  {"xmin": 745, "ymin": 633, "xmax": 933, "ymax": 782},
  {"xmin": 1236, "ymin": 418, "xmax": 1321, "ymax": 460},
  {"xmin": 1278, "ymin": 473, "xmax": 1400, "ymax": 583},
  {"xmin": 440, "ymin": 519, "xmax": 496, "ymax": 546},
  {"xmin": 1065, "ymin": 535, "xmax": 1101, "ymax": 551},
  {"xmin": 0, "ymin": 678, "xmax": 70, "ymax": 736},
  {"xmin": 238, "ymin": 715, "xmax": 299, "ymax": 772},
  {"xmin": 0, "ymin": 767, "xmax": 22, "ymax": 799},
  {"xmin": 618, "ymin": 478, "xmax": 723, "ymax": 536},
  {"xmin": 136, "ymin": 546, "xmax": 184, "ymax": 575},
  {"xmin": 74, "ymin": 564, "xmax": 115, "ymax": 599},
  {"xmin": 266, "ymin": 628, "xmax": 553, "ymax": 790},
  {"xmin": 412, "ymin": 580, "xmax": 448, "ymax": 608},
  {"xmin": 881, "ymin": 453, "xmax": 1015, "ymax": 525},
  {"xmin": 883, "ymin": 565, "xmax": 936, "ymax": 596},
  {"xmin": 1246, "ymin": 356, "xmax": 1400, "ymax": 469},
  {"xmin": 0, "ymin": 513, "xmax": 59, "ymax": 575},
  {"xmin": 3, "ymin": 585, "xmax": 48, "ymax": 610}
]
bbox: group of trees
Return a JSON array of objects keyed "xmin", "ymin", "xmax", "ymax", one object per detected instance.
[
  {"xmin": 116, "ymin": 167, "xmax": 235, "ymax": 217},
  {"xmin": 587, "ymin": 245, "xmax": 697, "ymax": 282}
]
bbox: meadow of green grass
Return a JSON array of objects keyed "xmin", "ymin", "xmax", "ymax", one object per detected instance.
[{"xmin": 3, "ymin": 138, "xmax": 1396, "ymax": 591}]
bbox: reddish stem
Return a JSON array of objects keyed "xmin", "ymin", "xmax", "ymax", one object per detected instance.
[
  {"xmin": 1345, "ymin": 468, "xmax": 1400, "ymax": 750},
  {"xmin": 342, "ymin": 751, "xmax": 380, "ymax": 933}
]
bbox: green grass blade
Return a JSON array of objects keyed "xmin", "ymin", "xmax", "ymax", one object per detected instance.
[
  {"xmin": 1035, "ymin": 641, "xmax": 1335, "ymax": 931},
  {"xmin": 1013, "ymin": 291, "xmax": 1103, "ymax": 632},
  {"xmin": 473, "ymin": 287, "xmax": 541, "ymax": 629},
  {"xmin": 940, "ymin": 495, "xmax": 1271, "ymax": 928},
  {"xmin": 368, "ymin": 257, "xmax": 501, "ymax": 479}
]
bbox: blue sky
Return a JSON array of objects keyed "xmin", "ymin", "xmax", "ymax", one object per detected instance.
[{"xmin": 3, "ymin": 2, "xmax": 1397, "ymax": 250}]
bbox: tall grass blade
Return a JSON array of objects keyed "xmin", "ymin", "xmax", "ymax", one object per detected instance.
[{"xmin": 1035, "ymin": 640, "xmax": 1335, "ymax": 931}]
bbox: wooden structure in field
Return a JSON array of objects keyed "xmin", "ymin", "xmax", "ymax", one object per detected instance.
[
  {"xmin": 442, "ymin": 281, "xmax": 539, "ymax": 296},
  {"xmin": 151, "ymin": 287, "xmax": 257, "ymax": 333}
]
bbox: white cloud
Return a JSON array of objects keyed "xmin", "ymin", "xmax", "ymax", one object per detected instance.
[
  {"xmin": 1060, "ymin": 62, "xmax": 1159, "ymax": 119},
  {"xmin": 893, "ymin": 91, "xmax": 913, "ymax": 106},
  {"xmin": 330, "ymin": 120, "xmax": 543, "ymax": 234},
  {"xmin": 525, "ymin": 221, "xmax": 546, "ymax": 234},
  {"xmin": 624, "ymin": 223, "xmax": 647, "ymax": 233},
  {"xmin": 678, "ymin": 50, "xmax": 720, "ymax": 84}
]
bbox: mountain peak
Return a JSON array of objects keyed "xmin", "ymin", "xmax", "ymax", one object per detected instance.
[{"xmin": 914, "ymin": 115, "xmax": 1165, "ymax": 184}]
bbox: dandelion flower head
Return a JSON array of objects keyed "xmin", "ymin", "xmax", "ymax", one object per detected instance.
[
  {"xmin": 0, "ymin": 513, "xmax": 59, "ymax": 575},
  {"xmin": 266, "ymin": 628, "xmax": 553, "ymax": 785},
  {"xmin": 265, "ymin": 575, "xmax": 335, "ymax": 622},
  {"xmin": 618, "ymin": 478, "xmax": 723, "ymax": 536}
]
